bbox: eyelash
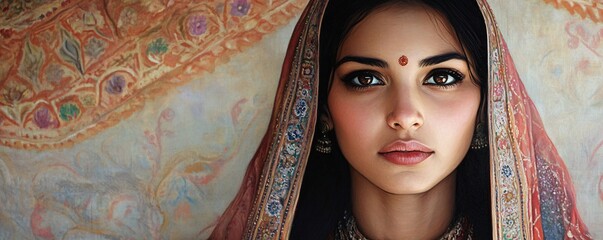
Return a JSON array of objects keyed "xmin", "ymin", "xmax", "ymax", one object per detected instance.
[
  {"xmin": 423, "ymin": 68, "xmax": 465, "ymax": 89},
  {"xmin": 341, "ymin": 68, "xmax": 465, "ymax": 90},
  {"xmin": 341, "ymin": 70, "xmax": 385, "ymax": 90}
]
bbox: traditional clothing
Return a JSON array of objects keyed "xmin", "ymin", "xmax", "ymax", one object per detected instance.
[{"xmin": 211, "ymin": 0, "xmax": 592, "ymax": 239}]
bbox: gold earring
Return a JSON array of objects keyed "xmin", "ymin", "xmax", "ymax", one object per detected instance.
[
  {"xmin": 470, "ymin": 122, "xmax": 488, "ymax": 150},
  {"xmin": 315, "ymin": 121, "xmax": 332, "ymax": 154}
]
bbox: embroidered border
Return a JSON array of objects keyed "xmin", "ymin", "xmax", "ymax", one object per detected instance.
[
  {"xmin": 478, "ymin": 1, "xmax": 529, "ymax": 239},
  {"xmin": 244, "ymin": 0, "xmax": 325, "ymax": 239}
]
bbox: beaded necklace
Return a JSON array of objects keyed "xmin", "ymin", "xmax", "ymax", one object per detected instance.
[{"xmin": 335, "ymin": 211, "xmax": 473, "ymax": 240}]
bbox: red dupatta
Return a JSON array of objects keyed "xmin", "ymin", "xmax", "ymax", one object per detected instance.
[{"xmin": 211, "ymin": 0, "xmax": 592, "ymax": 239}]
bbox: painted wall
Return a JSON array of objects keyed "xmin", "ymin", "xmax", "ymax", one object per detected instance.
[
  {"xmin": 0, "ymin": 1, "xmax": 304, "ymax": 239},
  {"xmin": 0, "ymin": 0, "xmax": 600, "ymax": 239}
]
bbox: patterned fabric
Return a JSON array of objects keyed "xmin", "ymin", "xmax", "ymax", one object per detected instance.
[
  {"xmin": 210, "ymin": 2, "xmax": 324, "ymax": 238},
  {"xmin": 482, "ymin": 2, "xmax": 591, "ymax": 236},
  {"xmin": 0, "ymin": 0, "xmax": 305, "ymax": 149},
  {"xmin": 212, "ymin": 0, "xmax": 593, "ymax": 239}
]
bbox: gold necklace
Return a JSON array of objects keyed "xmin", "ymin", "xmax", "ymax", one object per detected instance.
[{"xmin": 335, "ymin": 211, "xmax": 473, "ymax": 240}]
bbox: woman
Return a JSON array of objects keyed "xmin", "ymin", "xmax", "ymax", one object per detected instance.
[{"xmin": 211, "ymin": 0, "xmax": 592, "ymax": 239}]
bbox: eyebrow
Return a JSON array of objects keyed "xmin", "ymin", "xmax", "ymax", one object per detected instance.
[
  {"xmin": 419, "ymin": 52, "xmax": 467, "ymax": 67},
  {"xmin": 335, "ymin": 56, "xmax": 388, "ymax": 69},
  {"xmin": 334, "ymin": 52, "xmax": 467, "ymax": 69}
]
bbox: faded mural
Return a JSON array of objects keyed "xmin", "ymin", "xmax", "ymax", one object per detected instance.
[{"xmin": 0, "ymin": 0, "xmax": 600, "ymax": 239}]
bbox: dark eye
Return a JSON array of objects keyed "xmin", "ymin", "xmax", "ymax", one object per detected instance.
[
  {"xmin": 424, "ymin": 69, "xmax": 465, "ymax": 86},
  {"xmin": 343, "ymin": 71, "xmax": 384, "ymax": 87}
]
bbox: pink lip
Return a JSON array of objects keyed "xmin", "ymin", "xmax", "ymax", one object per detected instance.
[{"xmin": 378, "ymin": 140, "xmax": 434, "ymax": 165}]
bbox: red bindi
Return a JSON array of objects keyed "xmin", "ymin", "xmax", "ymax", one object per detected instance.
[{"xmin": 398, "ymin": 55, "xmax": 408, "ymax": 66}]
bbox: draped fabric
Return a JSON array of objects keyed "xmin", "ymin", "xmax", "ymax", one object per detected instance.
[{"xmin": 211, "ymin": 0, "xmax": 592, "ymax": 239}]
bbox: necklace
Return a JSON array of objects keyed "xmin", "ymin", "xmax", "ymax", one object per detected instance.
[{"xmin": 335, "ymin": 211, "xmax": 473, "ymax": 240}]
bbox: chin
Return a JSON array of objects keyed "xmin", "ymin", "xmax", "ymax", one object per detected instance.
[
  {"xmin": 378, "ymin": 172, "xmax": 457, "ymax": 196},
  {"xmin": 381, "ymin": 183, "xmax": 438, "ymax": 195},
  {"xmin": 371, "ymin": 175, "xmax": 437, "ymax": 195}
]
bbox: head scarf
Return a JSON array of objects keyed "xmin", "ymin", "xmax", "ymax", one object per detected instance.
[{"xmin": 211, "ymin": 0, "xmax": 592, "ymax": 239}]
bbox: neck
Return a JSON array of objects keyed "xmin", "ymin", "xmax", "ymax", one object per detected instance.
[{"xmin": 350, "ymin": 169, "xmax": 457, "ymax": 240}]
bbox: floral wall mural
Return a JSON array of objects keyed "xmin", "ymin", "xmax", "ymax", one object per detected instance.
[
  {"xmin": 0, "ymin": 0, "xmax": 305, "ymax": 239},
  {"xmin": 0, "ymin": 0, "xmax": 601, "ymax": 239}
]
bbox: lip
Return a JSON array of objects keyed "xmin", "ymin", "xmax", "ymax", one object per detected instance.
[{"xmin": 378, "ymin": 140, "xmax": 434, "ymax": 165}]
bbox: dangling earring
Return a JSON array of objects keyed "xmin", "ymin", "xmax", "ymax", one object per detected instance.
[
  {"xmin": 315, "ymin": 120, "xmax": 332, "ymax": 154},
  {"xmin": 470, "ymin": 122, "xmax": 488, "ymax": 150}
]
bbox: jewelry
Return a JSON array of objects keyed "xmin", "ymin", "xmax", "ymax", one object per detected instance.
[
  {"xmin": 398, "ymin": 55, "xmax": 408, "ymax": 66},
  {"xmin": 335, "ymin": 211, "xmax": 472, "ymax": 240},
  {"xmin": 315, "ymin": 120, "xmax": 332, "ymax": 154},
  {"xmin": 336, "ymin": 211, "xmax": 368, "ymax": 240},
  {"xmin": 470, "ymin": 122, "xmax": 488, "ymax": 150}
]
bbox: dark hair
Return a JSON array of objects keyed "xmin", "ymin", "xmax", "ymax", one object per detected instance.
[{"xmin": 291, "ymin": 0, "xmax": 491, "ymax": 239}]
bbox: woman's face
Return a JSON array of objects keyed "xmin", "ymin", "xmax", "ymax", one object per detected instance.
[{"xmin": 328, "ymin": 5, "xmax": 481, "ymax": 195}]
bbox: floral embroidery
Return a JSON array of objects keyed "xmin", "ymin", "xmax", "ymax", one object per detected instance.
[
  {"xmin": 280, "ymin": 154, "xmax": 297, "ymax": 166},
  {"xmin": 286, "ymin": 124, "xmax": 303, "ymax": 141},
  {"xmin": 493, "ymin": 84, "xmax": 503, "ymax": 101},
  {"xmin": 497, "ymin": 137, "xmax": 508, "ymax": 150},
  {"xmin": 247, "ymin": 2, "xmax": 325, "ymax": 238},
  {"xmin": 285, "ymin": 143, "xmax": 300, "ymax": 156},
  {"xmin": 147, "ymin": 38, "xmax": 168, "ymax": 56},
  {"xmin": 84, "ymin": 38, "xmax": 106, "ymax": 59},
  {"xmin": 487, "ymin": 30, "xmax": 525, "ymax": 238},
  {"xmin": 266, "ymin": 198, "xmax": 282, "ymax": 217},
  {"xmin": 2, "ymin": 85, "xmax": 29, "ymax": 104},
  {"xmin": 83, "ymin": 12, "xmax": 98, "ymax": 27},
  {"xmin": 304, "ymin": 48, "xmax": 314, "ymax": 60},
  {"xmin": 278, "ymin": 166, "xmax": 295, "ymax": 179},
  {"xmin": 301, "ymin": 62, "xmax": 314, "ymax": 77},
  {"xmin": 118, "ymin": 8, "xmax": 137, "ymax": 27},
  {"xmin": 34, "ymin": 107, "xmax": 58, "ymax": 129},
  {"xmin": 188, "ymin": 15, "xmax": 207, "ymax": 36},
  {"xmin": 300, "ymin": 89, "xmax": 310, "ymax": 97},
  {"xmin": 501, "ymin": 165, "xmax": 513, "ymax": 178},
  {"xmin": 294, "ymin": 99, "xmax": 307, "ymax": 117},
  {"xmin": 59, "ymin": 103, "xmax": 80, "ymax": 121},
  {"xmin": 230, "ymin": 0, "xmax": 251, "ymax": 16},
  {"xmin": 60, "ymin": 29, "xmax": 84, "ymax": 75},
  {"xmin": 19, "ymin": 40, "xmax": 44, "ymax": 83},
  {"xmin": 105, "ymin": 75, "xmax": 126, "ymax": 94},
  {"xmin": 1, "ymin": 0, "xmax": 304, "ymax": 152},
  {"xmin": 491, "ymin": 49, "xmax": 499, "ymax": 66},
  {"xmin": 272, "ymin": 177, "xmax": 290, "ymax": 198},
  {"xmin": 503, "ymin": 190, "xmax": 515, "ymax": 202}
]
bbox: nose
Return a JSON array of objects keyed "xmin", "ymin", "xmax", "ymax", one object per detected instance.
[{"xmin": 386, "ymin": 89, "xmax": 424, "ymax": 130}]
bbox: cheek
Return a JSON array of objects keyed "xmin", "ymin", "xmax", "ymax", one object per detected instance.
[
  {"xmin": 428, "ymin": 92, "xmax": 480, "ymax": 153},
  {"xmin": 329, "ymin": 100, "xmax": 370, "ymax": 142},
  {"xmin": 327, "ymin": 91, "xmax": 381, "ymax": 152}
]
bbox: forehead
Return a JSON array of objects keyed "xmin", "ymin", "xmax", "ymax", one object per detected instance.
[{"xmin": 338, "ymin": 4, "xmax": 461, "ymax": 59}]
